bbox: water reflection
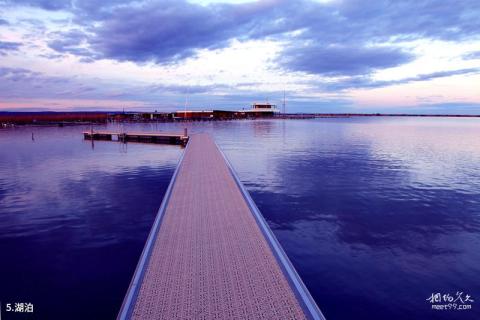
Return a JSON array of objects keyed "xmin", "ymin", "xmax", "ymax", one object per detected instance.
[
  {"xmin": 1, "ymin": 118, "xmax": 479, "ymax": 320},
  {"xmin": 0, "ymin": 125, "xmax": 180, "ymax": 319},
  {"xmin": 218, "ymin": 118, "xmax": 480, "ymax": 320}
]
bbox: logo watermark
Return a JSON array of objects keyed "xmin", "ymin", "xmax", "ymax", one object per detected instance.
[{"xmin": 427, "ymin": 292, "xmax": 474, "ymax": 311}]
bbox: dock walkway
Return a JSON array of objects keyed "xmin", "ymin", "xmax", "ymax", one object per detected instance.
[{"xmin": 118, "ymin": 133, "xmax": 324, "ymax": 320}]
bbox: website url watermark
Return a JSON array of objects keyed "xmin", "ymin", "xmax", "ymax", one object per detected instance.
[{"xmin": 427, "ymin": 292, "xmax": 474, "ymax": 311}]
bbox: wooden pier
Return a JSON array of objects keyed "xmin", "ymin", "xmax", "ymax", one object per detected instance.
[
  {"xmin": 117, "ymin": 133, "xmax": 325, "ymax": 320},
  {"xmin": 83, "ymin": 130, "xmax": 189, "ymax": 145}
]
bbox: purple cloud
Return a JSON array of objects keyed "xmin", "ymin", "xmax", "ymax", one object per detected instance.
[
  {"xmin": 280, "ymin": 45, "xmax": 414, "ymax": 76},
  {"xmin": 33, "ymin": 0, "xmax": 479, "ymax": 78},
  {"xmin": 80, "ymin": 1, "xmax": 287, "ymax": 63},
  {"xmin": 0, "ymin": 40, "xmax": 22, "ymax": 55},
  {"xmin": 0, "ymin": 67, "xmax": 97, "ymax": 99},
  {"xmin": 322, "ymin": 68, "xmax": 480, "ymax": 91},
  {"xmin": 47, "ymin": 29, "xmax": 97, "ymax": 60},
  {"xmin": 2, "ymin": 0, "xmax": 71, "ymax": 11},
  {"xmin": 463, "ymin": 51, "xmax": 480, "ymax": 60},
  {"xmin": 4, "ymin": 0, "xmax": 480, "ymax": 102}
]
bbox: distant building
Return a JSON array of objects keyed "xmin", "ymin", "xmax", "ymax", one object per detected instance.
[
  {"xmin": 143, "ymin": 112, "xmax": 172, "ymax": 121},
  {"xmin": 173, "ymin": 110, "xmax": 240, "ymax": 120},
  {"xmin": 237, "ymin": 103, "xmax": 279, "ymax": 117},
  {"xmin": 174, "ymin": 110, "xmax": 214, "ymax": 119},
  {"xmin": 212, "ymin": 110, "xmax": 237, "ymax": 119}
]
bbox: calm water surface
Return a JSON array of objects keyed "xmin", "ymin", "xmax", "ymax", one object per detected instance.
[{"xmin": 0, "ymin": 118, "xmax": 479, "ymax": 320}]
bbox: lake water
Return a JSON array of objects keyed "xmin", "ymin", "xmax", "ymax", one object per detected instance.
[{"xmin": 0, "ymin": 118, "xmax": 479, "ymax": 319}]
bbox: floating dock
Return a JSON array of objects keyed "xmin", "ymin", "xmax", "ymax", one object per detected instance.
[
  {"xmin": 83, "ymin": 130, "xmax": 188, "ymax": 145},
  {"xmin": 117, "ymin": 133, "xmax": 325, "ymax": 320}
]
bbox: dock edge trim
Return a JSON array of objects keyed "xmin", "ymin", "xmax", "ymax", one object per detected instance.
[
  {"xmin": 117, "ymin": 141, "xmax": 190, "ymax": 320},
  {"xmin": 217, "ymin": 143, "xmax": 327, "ymax": 320}
]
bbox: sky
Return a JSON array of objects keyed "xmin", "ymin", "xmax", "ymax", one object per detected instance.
[{"xmin": 0, "ymin": 0, "xmax": 479, "ymax": 113}]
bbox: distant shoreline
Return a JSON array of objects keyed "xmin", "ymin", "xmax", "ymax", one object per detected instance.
[{"xmin": 1, "ymin": 111, "xmax": 479, "ymax": 126}]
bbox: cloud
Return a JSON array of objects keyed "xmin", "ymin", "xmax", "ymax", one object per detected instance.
[
  {"xmin": 322, "ymin": 67, "xmax": 480, "ymax": 91},
  {"xmin": 0, "ymin": 40, "xmax": 22, "ymax": 55},
  {"xmin": 280, "ymin": 44, "xmax": 414, "ymax": 76},
  {"xmin": 2, "ymin": 0, "xmax": 71, "ymax": 11},
  {"xmin": 463, "ymin": 51, "xmax": 480, "ymax": 60},
  {"xmin": 47, "ymin": 29, "xmax": 97, "ymax": 60},
  {"xmin": 0, "ymin": 66, "xmax": 229, "ymax": 106},
  {"xmin": 78, "ymin": 0, "xmax": 290, "ymax": 63},
  {"xmin": 0, "ymin": 19, "xmax": 10, "ymax": 25},
  {"xmin": 331, "ymin": 0, "xmax": 480, "ymax": 41},
  {"xmin": 402, "ymin": 68, "xmax": 480, "ymax": 83},
  {"xmin": 148, "ymin": 83, "xmax": 230, "ymax": 94},
  {"xmin": 0, "ymin": 67, "xmax": 96, "ymax": 99},
  {"xmin": 0, "ymin": 67, "xmax": 35, "ymax": 82},
  {"xmin": 273, "ymin": 0, "xmax": 480, "ymax": 76},
  {"xmin": 32, "ymin": 0, "xmax": 478, "ymax": 77}
]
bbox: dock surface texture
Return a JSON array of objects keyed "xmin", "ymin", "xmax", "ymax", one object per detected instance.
[{"xmin": 119, "ymin": 133, "xmax": 323, "ymax": 320}]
